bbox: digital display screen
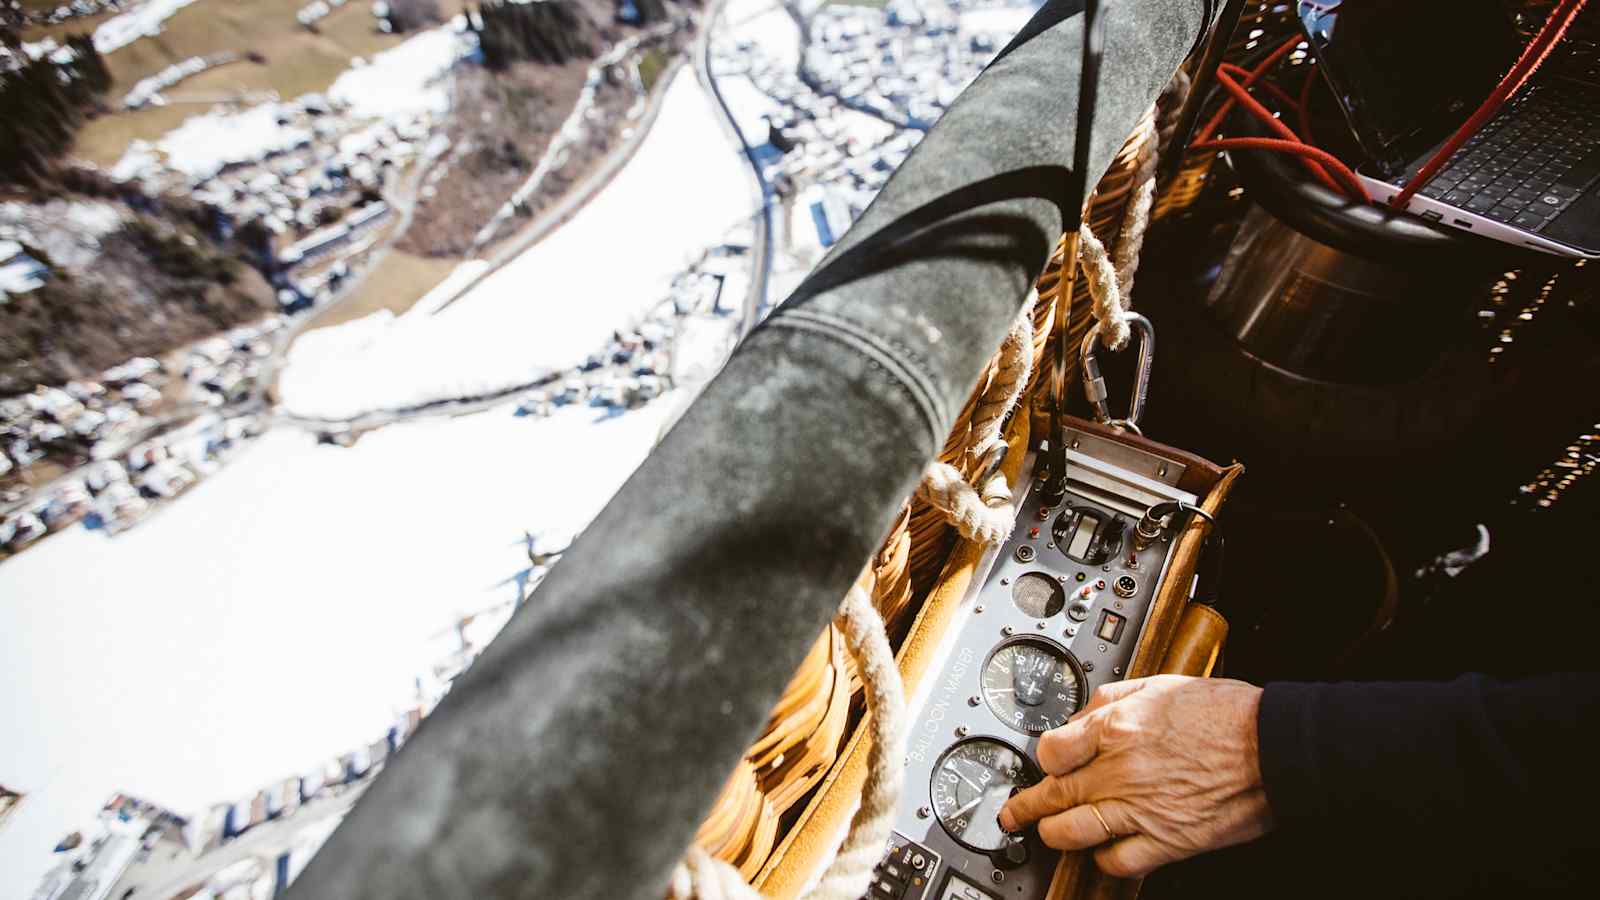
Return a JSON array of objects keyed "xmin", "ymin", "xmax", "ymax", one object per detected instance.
[
  {"xmin": 1299, "ymin": 0, "xmax": 1520, "ymax": 171},
  {"xmin": 939, "ymin": 871, "xmax": 1000, "ymax": 900},
  {"xmin": 1067, "ymin": 513, "xmax": 1098, "ymax": 560}
]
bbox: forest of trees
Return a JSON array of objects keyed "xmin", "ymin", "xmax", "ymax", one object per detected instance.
[
  {"xmin": 474, "ymin": 0, "xmax": 597, "ymax": 69},
  {"xmin": 0, "ymin": 35, "xmax": 112, "ymax": 187}
]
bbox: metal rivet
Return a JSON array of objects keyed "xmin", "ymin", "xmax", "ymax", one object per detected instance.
[
  {"xmin": 1046, "ymin": 542, "xmax": 1055, "ymax": 549},
  {"xmin": 1001, "ymin": 625, "xmax": 1015, "ymax": 636},
  {"xmin": 1036, "ymin": 621, "xmax": 1047, "ymax": 630},
  {"xmin": 1098, "ymin": 643, "xmax": 1108, "ymax": 652},
  {"xmin": 1070, "ymin": 439, "xmax": 1080, "ymax": 449},
  {"xmin": 917, "ymin": 806, "xmax": 931, "ymax": 819},
  {"xmin": 1064, "ymin": 625, "xmax": 1078, "ymax": 637},
  {"xmin": 1101, "ymin": 565, "xmax": 1111, "ymax": 572},
  {"xmin": 1158, "ymin": 463, "xmax": 1169, "ymax": 478},
  {"xmin": 1057, "ymin": 575, "xmax": 1067, "ymax": 583},
  {"xmin": 1000, "ymin": 577, "xmax": 1009, "ymax": 585},
  {"xmin": 1083, "ymin": 661, "xmax": 1095, "ymax": 672},
  {"xmin": 955, "ymin": 725, "xmax": 969, "ymax": 737},
  {"xmin": 1113, "ymin": 666, "xmax": 1123, "ymax": 675},
  {"xmin": 1113, "ymin": 601, "xmax": 1123, "ymax": 609},
  {"xmin": 991, "ymin": 871, "xmax": 1005, "ymax": 884},
  {"xmin": 975, "ymin": 604, "xmax": 986, "ymax": 614},
  {"xmin": 969, "ymin": 695, "xmax": 981, "ymax": 707}
]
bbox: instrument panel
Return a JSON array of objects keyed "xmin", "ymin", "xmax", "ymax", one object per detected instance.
[{"xmin": 865, "ymin": 433, "xmax": 1197, "ymax": 900}]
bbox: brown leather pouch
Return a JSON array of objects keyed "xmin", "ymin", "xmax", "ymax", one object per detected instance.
[{"xmin": 756, "ymin": 415, "xmax": 1239, "ymax": 899}]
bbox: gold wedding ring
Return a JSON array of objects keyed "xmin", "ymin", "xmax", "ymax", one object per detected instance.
[{"xmin": 1088, "ymin": 802, "xmax": 1117, "ymax": 841}]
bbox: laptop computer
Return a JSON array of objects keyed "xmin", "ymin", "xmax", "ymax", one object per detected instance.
[{"xmin": 1298, "ymin": 0, "xmax": 1600, "ymax": 258}]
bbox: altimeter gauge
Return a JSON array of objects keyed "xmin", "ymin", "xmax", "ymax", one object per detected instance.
[
  {"xmin": 929, "ymin": 737, "xmax": 1041, "ymax": 852},
  {"xmin": 981, "ymin": 637, "xmax": 1087, "ymax": 735}
]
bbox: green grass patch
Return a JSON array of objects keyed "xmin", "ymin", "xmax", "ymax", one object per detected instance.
[
  {"xmin": 637, "ymin": 47, "xmax": 669, "ymax": 92},
  {"xmin": 296, "ymin": 250, "xmax": 461, "ymax": 336}
]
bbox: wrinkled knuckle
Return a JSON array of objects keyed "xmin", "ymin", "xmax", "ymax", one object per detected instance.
[
  {"xmin": 1046, "ymin": 776, "xmax": 1076, "ymax": 810},
  {"xmin": 1101, "ymin": 707, "xmax": 1141, "ymax": 742}
]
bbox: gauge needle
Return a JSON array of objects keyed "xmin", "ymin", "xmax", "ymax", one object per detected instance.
[
  {"xmin": 952, "ymin": 795, "xmax": 983, "ymax": 819},
  {"xmin": 986, "ymin": 687, "xmax": 1014, "ymax": 695}
]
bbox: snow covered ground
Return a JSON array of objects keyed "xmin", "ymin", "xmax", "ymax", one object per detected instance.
[
  {"xmin": 93, "ymin": 0, "xmax": 201, "ymax": 55},
  {"xmin": 0, "ymin": 397, "xmax": 678, "ymax": 900},
  {"xmin": 148, "ymin": 102, "xmax": 315, "ymax": 181},
  {"xmin": 110, "ymin": 22, "xmax": 473, "ymax": 184},
  {"xmin": 958, "ymin": 1, "xmax": 1043, "ymax": 38},
  {"xmin": 725, "ymin": 0, "xmax": 802, "ymax": 69},
  {"xmin": 278, "ymin": 68, "xmax": 752, "ymax": 420},
  {"xmin": 328, "ymin": 24, "xmax": 475, "ymax": 120}
]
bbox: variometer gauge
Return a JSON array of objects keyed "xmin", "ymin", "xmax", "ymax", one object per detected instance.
[
  {"xmin": 981, "ymin": 636, "xmax": 1087, "ymax": 735},
  {"xmin": 929, "ymin": 737, "xmax": 1041, "ymax": 852}
]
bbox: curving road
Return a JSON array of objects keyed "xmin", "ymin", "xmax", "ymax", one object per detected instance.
[{"xmin": 698, "ymin": 0, "xmax": 775, "ymax": 337}]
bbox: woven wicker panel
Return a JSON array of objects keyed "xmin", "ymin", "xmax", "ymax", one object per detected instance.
[{"xmin": 687, "ymin": 105, "xmax": 1163, "ymax": 882}]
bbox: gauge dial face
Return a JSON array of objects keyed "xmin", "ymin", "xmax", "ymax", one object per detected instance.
[
  {"xmin": 929, "ymin": 738, "xmax": 1040, "ymax": 852},
  {"xmin": 982, "ymin": 637, "xmax": 1086, "ymax": 735}
]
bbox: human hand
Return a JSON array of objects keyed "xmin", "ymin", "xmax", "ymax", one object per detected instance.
[{"xmin": 997, "ymin": 675, "xmax": 1272, "ymax": 878}]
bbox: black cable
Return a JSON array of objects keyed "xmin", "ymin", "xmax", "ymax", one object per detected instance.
[
  {"xmin": 1041, "ymin": 0, "xmax": 1106, "ymax": 506},
  {"xmin": 1161, "ymin": 0, "xmax": 1249, "ymax": 180}
]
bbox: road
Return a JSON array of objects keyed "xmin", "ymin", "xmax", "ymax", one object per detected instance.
[{"xmin": 699, "ymin": 0, "xmax": 775, "ymax": 337}]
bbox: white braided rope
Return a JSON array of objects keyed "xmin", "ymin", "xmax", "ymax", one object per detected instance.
[
  {"xmin": 667, "ymin": 584, "xmax": 906, "ymax": 900},
  {"xmin": 915, "ymin": 300, "xmax": 1033, "ymax": 546},
  {"xmin": 966, "ymin": 293, "xmax": 1037, "ymax": 460},
  {"xmin": 1077, "ymin": 220, "xmax": 1129, "ymax": 350},
  {"xmin": 1111, "ymin": 115, "xmax": 1161, "ymax": 307},
  {"xmin": 1081, "ymin": 73, "xmax": 1190, "ymax": 352},
  {"xmin": 804, "ymin": 584, "xmax": 905, "ymax": 900}
]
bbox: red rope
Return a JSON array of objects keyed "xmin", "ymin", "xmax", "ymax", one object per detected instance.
[
  {"xmin": 1212, "ymin": 66, "xmax": 1350, "ymax": 196},
  {"xmin": 1297, "ymin": 64, "xmax": 1317, "ymax": 146},
  {"xmin": 1238, "ymin": 73, "xmax": 1304, "ymax": 115},
  {"xmin": 1194, "ymin": 35, "xmax": 1304, "ymax": 144},
  {"xmin": 1389, "ymin": 0, "xmax": 1591, "ymax": 209},
  {"xmin": 1192, "ymin": 137, "xmax": 1371, "ymax": 201}
]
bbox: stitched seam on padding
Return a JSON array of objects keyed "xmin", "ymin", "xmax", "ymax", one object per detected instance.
[{"xmin": 767, "ymin": 310, "xmax": 946, "ymax": 448}]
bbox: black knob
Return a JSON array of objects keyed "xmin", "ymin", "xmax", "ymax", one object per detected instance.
[{"xmin": 991, "ymin": 836, "xmax": 1029, "ymax": 870}]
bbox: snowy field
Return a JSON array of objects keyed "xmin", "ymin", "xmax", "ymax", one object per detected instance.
[
  {"xmin": 0, "ymin": 398, "xmax": 678, "ymax": 900},
  {"xmin": 94, "ymin": 0, "xmax": 201, "ymax": 54},
  {"xmin": 725, "ymin": 0, "xmax": 802, "ymax": 69},
  {"xmin": 958, "ymin": 2, "xmax": 1041, "ymax": 38},
  {"xmin": 113, "ymin": 22, "xmax": 473, "ymax": 183},
  {"xmin": 328, "ymin": 24, "xmax": 474, "ymax": 120},
  {"xmin": 278, "ymin": 68, "xmax": 753, "ymax": 420}
]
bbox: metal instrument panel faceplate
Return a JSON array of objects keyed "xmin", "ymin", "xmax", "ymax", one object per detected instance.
[{"xmin": 878, "ymin": 452, "xmax": 1197, "ymax": 900}]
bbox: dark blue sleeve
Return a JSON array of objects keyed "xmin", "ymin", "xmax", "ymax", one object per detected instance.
[{"xmin": 1256, "ymin": 674, "xmax": 1600, "ymax": 893}]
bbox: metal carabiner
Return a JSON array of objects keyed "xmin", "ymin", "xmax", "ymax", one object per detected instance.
[{"xmin": 1079, "ymin": 312, "xmax": 1155, "ymax": 434}]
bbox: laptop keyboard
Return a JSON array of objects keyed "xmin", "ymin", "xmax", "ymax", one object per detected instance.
[{"xmin": 1412, "ymin": 84, "xmax": 1600, "ymax": 233}]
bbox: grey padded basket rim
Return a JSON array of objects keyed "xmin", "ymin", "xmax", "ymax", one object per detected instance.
[{"xmin": 282, "ymin": 1, "xmax": 1217, "ymax": 897}]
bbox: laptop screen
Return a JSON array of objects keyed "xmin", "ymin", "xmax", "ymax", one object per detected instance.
[{"xmin": 1298, "ymin": 0, "xmax": 1522, "ymax": 176}]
